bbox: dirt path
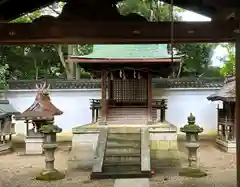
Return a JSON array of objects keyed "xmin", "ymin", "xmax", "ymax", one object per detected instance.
[
  {"xmin": 0, "ymin": 145, "xmax": 114, "ymax": 187},
  {"xmin": 0, "ymin": 138, "xmax": 236, "ymax": 187},
  {"xmin": 150, "ymin": 140, "xmax": 236, "ymax": 187}
]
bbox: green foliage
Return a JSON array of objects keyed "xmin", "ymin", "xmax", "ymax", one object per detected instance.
[
  {"xmin": 11, "ymin": 10, "xmax": 41, "ymax": 23},
  {"xmin": 118, "ymin": 1, "xmax": 220, "ymax": 77},
  {"xmin": 219, "ymin": 43, "xmax": 235, "ymax": 77},
  {"xmin": 174, "ymin": 43, "xmax": 219, "ymax": 77},
  {"xmin": 1, "ymin": 2, "xmax": 220, "ymax": 80},
  {"xmin": 0, "ymin": 64, "xmax": 9, "ymax": 89},
  {"xmin": 118, "ymin": 0, "xmax": 182, "ymax": 21}
]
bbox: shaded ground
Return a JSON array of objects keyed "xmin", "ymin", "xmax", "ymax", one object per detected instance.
[
  {"xmin": 0, "ymin": 134, "xmax": 236, "ymax": 187},
  {"xmin": 0, "ymin": 135, "xmax": 114, "ymax": 187},
  {"xmin": 150, "ymin": 136, "xmax": 236, "ymax": 187}
]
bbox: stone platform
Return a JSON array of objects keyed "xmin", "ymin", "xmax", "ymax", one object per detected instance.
[
  {"xmin": 216, "ymin": 138, "xmax": 236, "ymax": 153},
  {"xmin": 68, "ymin": 121, "xmax": 178, "ymax": 171}
]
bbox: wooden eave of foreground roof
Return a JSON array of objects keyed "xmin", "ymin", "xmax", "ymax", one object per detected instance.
[
  {"xmin": 0, "ymin": 21, "xmax": 238, "ymax": 44},
  {"xmin": 0, "ymin": 0, "xmax": 239, "ymax": 21},
  {"xmin": 69, "ymin": 58, "xmax": 181, "ymax": 63}
]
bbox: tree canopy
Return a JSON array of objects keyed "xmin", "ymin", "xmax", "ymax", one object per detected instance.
[{"xmin": 0, "ymin": 0, "xmax": 228, "ymax": 89}]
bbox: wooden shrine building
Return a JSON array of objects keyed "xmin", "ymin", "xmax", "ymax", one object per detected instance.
[
  {"xmin": 70, "ymin": 44, "xmax": 180, "ymax": 125},
  {"xmin": 207, "ymin": 76, "xmax": 236, "ymax": 152},
  {"xmin": 0, "ymin": 100, "xmax": 20, "ymax": 153}
]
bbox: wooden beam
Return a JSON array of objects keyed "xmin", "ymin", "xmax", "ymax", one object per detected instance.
[
  {"xmin": 100, "ymin": 70, "xmax": 107, "ymax": 122},
  {"xmin": 148, "ymin": 73, "xmax": 152, "ymax": 123},
  {"xmin": 235, "ymin": 10, "xmax": 240, "ymax": 187},
  {"xmin": 0, "ymin": 21, "xmax": 238, "ymax": 44}
]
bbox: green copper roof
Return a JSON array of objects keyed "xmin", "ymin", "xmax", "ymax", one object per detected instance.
[
  {"xmin": 0, "ymin": 100, "xmax": 20, "ymax": 115},
  {"xmin": 76, "ymin": 44, "xmax": 175, "ymax": 59}
]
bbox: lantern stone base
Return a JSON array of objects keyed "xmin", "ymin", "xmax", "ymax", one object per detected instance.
[
  {"xmin": 179, "ymin": 167, "xmax": 207, "ymax": 178},
  {"xmin": 25, "ymin": 136, "xmax": 44, "ymax": 155},
  {"xmin": 0, "ymin": 142, "xmax": 12, "ymax": 154},
  {"xmin": 149, "ymin": 122, "xmax": 178, "ymax": 150},
  {"xmin": 36, "ymin": 169, "xmax": 65, "ymax": 181},
  {"xmin": 216, "ymin": 138, "xmax": 236, "ymax": 153},
  {"xmin": 68, "ymin": 124, "xmax": 99, "ymax": 170}
]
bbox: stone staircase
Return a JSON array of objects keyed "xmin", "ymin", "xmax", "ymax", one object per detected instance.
[
  {"xmin": 91, "ymin": 128, "xmax": 151, "ymax": 179},
  {"xmin": 107, "ymin": 108, "xmax": 150, "ymax": 125}
]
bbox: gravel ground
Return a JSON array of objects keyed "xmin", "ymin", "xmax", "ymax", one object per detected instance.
[
  {"xmin": 150, "ymin": 140, "xmax": 236, "ymax": 187},
  {"xmin": 0, "ymin": 144, "xmax": 114, "ymax": 187},
  {"xmin": 0, "ymin": 138, "xmax": 236, "ymax": 187}
]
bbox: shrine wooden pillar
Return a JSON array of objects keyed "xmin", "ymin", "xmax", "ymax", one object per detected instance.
[
  {"xmin": 108, "ymin": 72, "xmax": 112, "ymax": 101},
  {"xmin": 236, "ymin": 10, "xmax": 240, "ymax": 187},
  {"xmin": 148, "ymin": 73, "xmax": 152, "ymax": 123},
  {"xmin": 101, "ymin": 70, "xmax": 107, "ymax": 123}
]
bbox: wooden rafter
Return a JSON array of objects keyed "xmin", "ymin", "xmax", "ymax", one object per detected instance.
[{"xmin": 0, "ymin": 21, "xmax": 238, "ymax": 44}]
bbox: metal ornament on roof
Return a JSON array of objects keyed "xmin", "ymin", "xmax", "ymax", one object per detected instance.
[
  {"xmin": 123, "ymin": 71, "xmax": 126, "ymax": 80},
  {"xmin": 110, "ymin": 72, "xmax": 114, "ymax": 80},
  {"xmin": 138, "ymin": 72, "xmax": 141, "ymax": 79},
  {"xmin": 119, "ymin": 70, "xmax": 122, "ymax": 78}
]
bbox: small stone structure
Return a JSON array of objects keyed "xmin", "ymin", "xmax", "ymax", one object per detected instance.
[
  {"xmin": 0, "ymin": 100, "xmax": 20, "ymax": 154},
  {"xmin": 68, "ymin": 122, "xmax": 177, "ymax": 170},
  {"xmin": 15, "ymin": 82, "xmax": 63, "ymax": 155},
  {"xmin": 68, "ymin": 123, "xmax": 99, "ymax": 170},
  {"xmin": 179, "ymin": 113, "xmax": 207, "ymax": 177},
  {"xmin": 207, "ymin": 76, "xmax": 236, "ymax": 153},
  {"xmin": 36, "ymin": 121, "xmax": 65, "ymax": 181}
]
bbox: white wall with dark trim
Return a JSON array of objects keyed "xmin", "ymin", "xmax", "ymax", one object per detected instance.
[{"xmin": 6, "ymin": 88, "xmax": 220, "ymax": 134}]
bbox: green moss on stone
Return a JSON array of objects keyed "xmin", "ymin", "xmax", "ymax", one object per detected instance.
[
  {"xmin": 179, "ymin": 167, "xmax": 207, "ymax": 178},
  {"xmin": 36, "ymin": 169, "xmax": 65, "ymax": 181},
  {"xmin": 180, "ymin": 124, "xmax": 203, "ymax": 133},
  {"xmin": 40, "ymin": 125, "xmax": 62, "ymax": 134}
]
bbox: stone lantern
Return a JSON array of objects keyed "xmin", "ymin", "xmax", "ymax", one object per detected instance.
[
  {"xmin": 36, "ymin": 120, "xmax": 65, "ymax": 181},
  {"xmin": 14, "ymin": 82, "xmax": 63, "ymax": 155},
  {"xmin": 179, "ymin": 113, "xmax": 207, "ymax": 177}
]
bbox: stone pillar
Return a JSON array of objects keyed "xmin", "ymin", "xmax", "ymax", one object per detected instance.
[
  {"xmin": 179, "ymin": 113, "xmax": 207, "ymax": 178},
  {"xmin": 36, "ymin": 121, "xmax": 65, "ymax": 181}
]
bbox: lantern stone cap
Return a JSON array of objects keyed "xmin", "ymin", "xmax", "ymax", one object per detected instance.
[
  {"xmin": 40, "ymin": 125, "xmax": 62, "ymax": 134},
  {"xmin": 180, "ymin": 113, "xmax": 203, "ymax": 133}
]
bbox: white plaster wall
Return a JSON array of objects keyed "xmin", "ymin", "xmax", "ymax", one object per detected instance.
[
  {"xmin": 7, "ymin": 89, "xmax": 100, "ymax": 134},
  {"xmin": 6, "ymin": 88, "xmax": 220, "ymax": 134},
  {"xmin": 153, "ymin": 88, "xmax": 220, "ymax": 132}
]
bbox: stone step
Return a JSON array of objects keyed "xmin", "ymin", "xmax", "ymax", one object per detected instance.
[
  {"xmin": 91, "ymin": 170, "xmax": 151, "ymax": 179},
  {"xmin": 107, "ymin": 139, "xmax": 140, "ymax": 145},
  {"xmin": 103, "ymin": 164, "xmax": 141, "ymax": 172},
  {"xmin": 104, "ymin": 159, "xmax": 140, "ymax": 166},
  {"xmin": 104, "ymin": 155, "xmax": 141, "ymax": 163},
  {"xmin": 108, "ymin": 128, "xmax": 141, "ymax": 134},
  {"xmin": 105, "ymin": 147, "xmax": 141, "ymax": 154},
  {"xmin": 108, "ymin": 133, "xmax": 141, "ymax": 141},
  {"xmin": 106, "ymin": 142, "xmax": 141, "ymax": 149},
  {"xmin": 105, "ymin": 152, "xmax": 140, "ymax": 157}
]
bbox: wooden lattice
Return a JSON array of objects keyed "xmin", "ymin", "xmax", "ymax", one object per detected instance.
[{"xmin": 112, "ymin": 79, "xmax": 147, "ymax": 105}]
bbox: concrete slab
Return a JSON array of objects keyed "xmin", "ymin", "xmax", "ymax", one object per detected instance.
[{"xmin": 114, "ymin": 178, "xmax": 149, "ymax": 187}]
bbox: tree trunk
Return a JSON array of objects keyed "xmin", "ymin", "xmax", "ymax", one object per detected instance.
[
  {"xmin": 75, "ymin": 64, "xmax": 80, "ymax": 80},
  {"xmin": 177, "ymin": 61, "xmax": 183, "ymax": 78},
  {"xmin": 68, "ymin": 45, "xmax": 74, "ymax": 79},
  {"xmin": 57, "ymin": 45, "xmax": 74, "ymax": 79},
  {"xmin": 33, "ymin": 57, "xmax": 38, "ymax": 80}
]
